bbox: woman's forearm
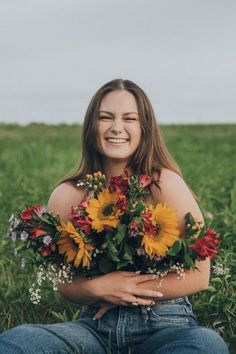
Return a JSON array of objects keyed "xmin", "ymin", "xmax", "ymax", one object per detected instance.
[
  {"xmin": 58, "ymin": 277, "xmax": 101, "ymax": 306},
  {"xmin": 138, "ymin": 259, "xmax": 210, "ymax": 301}
]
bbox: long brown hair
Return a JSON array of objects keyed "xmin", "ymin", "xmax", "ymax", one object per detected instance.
[{"xmin": 59, "ymin": 78, "xmax": 197, "ymax": 199}]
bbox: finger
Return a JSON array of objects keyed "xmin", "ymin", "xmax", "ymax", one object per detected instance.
[
  {"xmin": 133, "ymin": 288, "xmax": 163, "ymax": 298},
  {"xmin": 93, "ymin": 306, "xmax": 111, "ymax": 320}
]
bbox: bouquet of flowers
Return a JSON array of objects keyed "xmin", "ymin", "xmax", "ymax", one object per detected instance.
[{"xmin": 7, "ymin": 171, "xmax": 221, "ymax": 303}]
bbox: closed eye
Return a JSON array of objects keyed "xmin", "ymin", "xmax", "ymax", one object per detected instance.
[{"xmin": 98, "ymin": 116, "xmax": 112, "ymax": 120}]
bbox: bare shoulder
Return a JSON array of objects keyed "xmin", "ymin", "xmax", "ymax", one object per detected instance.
[
  {"xmin": 151, "ymin": 168, "xmax": 204, "ymax": 233},
  {"xmin": 47, "ymin": 182, "xmax": 86, "ymax": 222},
  {"xmin": 151, "ymin": 168, "xmax": 184, "ymax": 199}
]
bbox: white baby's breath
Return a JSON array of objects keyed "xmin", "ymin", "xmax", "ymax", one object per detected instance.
[{"xmin": 29, "ymin": 263, "xmax": 73, "ymax": 304}]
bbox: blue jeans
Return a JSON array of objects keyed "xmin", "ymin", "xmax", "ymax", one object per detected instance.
[{"xmin": 0, "ymin": 297, "xmax": 229, "ymax": 354}]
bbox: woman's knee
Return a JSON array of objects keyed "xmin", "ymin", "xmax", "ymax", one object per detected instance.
[{"xmin": 189, "ymin": 327, "xmax": 229, "ymax": 354}]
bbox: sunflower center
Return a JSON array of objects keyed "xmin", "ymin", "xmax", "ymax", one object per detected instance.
[
  {"xmin": 70, "ymin": 236, "xmax": 79, "ymax": 249},
  {"xmin": 101, "ymin": 202, "xmax": 115, "ymax": 217}
]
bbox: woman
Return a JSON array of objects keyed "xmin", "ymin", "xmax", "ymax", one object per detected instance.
[{"xmin": 0, "ymin": 79, "xmax": 228, "ymax": 353}]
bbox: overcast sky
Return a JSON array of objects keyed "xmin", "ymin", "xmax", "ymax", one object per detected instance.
[{"xmin": 0, "ymin": 0, "xmax": 235, "ymax": 125}]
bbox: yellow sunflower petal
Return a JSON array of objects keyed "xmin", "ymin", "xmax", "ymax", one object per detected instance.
[{"xmin": 142, "ymin": 203, "xmax": 180, "ymax": 258}]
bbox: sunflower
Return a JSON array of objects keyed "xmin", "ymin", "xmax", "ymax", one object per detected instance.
[
  {"xmin": 86, "ymin": 189, "xmax": 122, "ymax": 232},
  {"xmin": 141, "ymin": 203, "xmax": 180, "ymax": 258},
  {"xmin": 56, "ymin": 221, "xmax": 94, "ymax": 268}
]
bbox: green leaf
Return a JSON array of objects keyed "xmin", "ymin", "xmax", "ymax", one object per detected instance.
[
  {"xmin": 107, "ymin": 240, "xmax": 118, "ymax": 253},
  {"xmin": 167, "ymin": 240, "xmax": 183, "ymax": 256},
  {"xmin": 110, "ymin": 253, "xmax": 120, "ymax": 262},
  {"xmin": 116, "ymin": 224, "xmax": 127, "ymax": 243},
  {"xmin": 116, "ymin": 260, "xmax": 130, "ymax": 269},
  {"xmin": 123, "ymin": 252, "xmax": 133, "ymax": 260},
  {"xmin": 211, "ymin": 277, "xmax": 223, "ymax": 285},
  {"xmin": 185, "ymin": 212, "xmax": 195, "ymax": 225},
  {"xmin": 207, "ymin": 286, "xmax": 217, "ymax": 293}
]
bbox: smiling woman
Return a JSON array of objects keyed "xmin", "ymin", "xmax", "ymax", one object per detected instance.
[{"xmin": 0, "ymin": 79, "xmax": 229, "ymax": 354}]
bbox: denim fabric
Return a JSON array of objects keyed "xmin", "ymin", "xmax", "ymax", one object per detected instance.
[{"xmin": 0, "ymin": 297, "xmax": 229, "ymax": 354}]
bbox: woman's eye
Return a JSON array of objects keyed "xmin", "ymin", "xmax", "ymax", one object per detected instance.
[
  {"xmin": 125, "ymin": 117, "xmax": 137, "ymax": 121},
  {"xmin": 99, "ymin": 116, "xmax": 112, "ymax": 120}
]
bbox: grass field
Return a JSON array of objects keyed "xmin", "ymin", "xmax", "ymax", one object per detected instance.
[{"xmin": 0, "ymin": 123, "xmax": 235, "ymax": 352}]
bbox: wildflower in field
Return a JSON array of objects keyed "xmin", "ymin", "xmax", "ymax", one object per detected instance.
[
  {"xmin": 204, "ymin": 211, "xmax": 214, "ymax": 220},
  {"xmin": 212, "ymin": 265, "xmax": 229, "ymax": 276},
  {"xmin": 20, "ymin": 257, "xmax": 26, "ymax": 268}
]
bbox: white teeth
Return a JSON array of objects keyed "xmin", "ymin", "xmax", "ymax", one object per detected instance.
[{"xmin": 106, "ymin": 138, "xmax": 128, "ymax": 143}]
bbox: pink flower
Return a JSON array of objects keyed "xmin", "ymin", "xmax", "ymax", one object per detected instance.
[{"xmin": 139, "ymin": 175, "xmax": 152, "ymax": 188}]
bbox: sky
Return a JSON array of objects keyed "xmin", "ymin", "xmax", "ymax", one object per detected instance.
[{"xmin": 0, "ymin": 0, "xmax": 236, "ymax": 125}]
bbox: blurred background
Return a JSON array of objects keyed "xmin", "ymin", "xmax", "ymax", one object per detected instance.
[{"xmin": 0, "ymin": 0, "xmax": 235, "ymax": 125}]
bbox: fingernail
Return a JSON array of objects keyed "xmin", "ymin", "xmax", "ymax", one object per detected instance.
[
  {"xmin": 93, "ymin": 316, "xmax": 97, "ymax": 320},
  {"xmin": 151, "ymin": 301, "xmax": 155, "ymax": 305},
  {"xmin": 132, "ymin": 302, "xmax": 139, "ymax": 306},
  {"xmin": 156, "ymin": 293, "xmax": 163, "ymax": 297},
  {"xmin": 135, "ymin": 271, "xmax": 141, "ymax": 274}
]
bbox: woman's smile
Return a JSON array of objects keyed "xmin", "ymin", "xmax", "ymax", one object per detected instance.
[{"xmin": 105, "ymin": 137, "xmax": 130, "ymax": 145}]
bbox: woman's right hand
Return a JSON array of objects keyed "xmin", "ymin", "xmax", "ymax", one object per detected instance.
[{"xmin": 90, "ymin": 271, "xmax": 163, "ymax": 307}]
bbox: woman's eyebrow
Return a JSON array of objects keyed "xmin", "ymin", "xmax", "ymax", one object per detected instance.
[{"xmin": 99, "ymin": 110, "xmax": 139, "ymax": 116}]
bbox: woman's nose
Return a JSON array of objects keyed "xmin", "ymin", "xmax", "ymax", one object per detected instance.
[{"xmin": 110, "ymin": 119, "xmax": 123, "ymax": 134}]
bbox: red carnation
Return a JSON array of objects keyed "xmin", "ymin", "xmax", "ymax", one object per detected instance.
[
  {"xmin": 190, "ymin": 228, "xmax": 221, "ymax": 260},
  {"xmin": 109, "ymin": 170, "xmax": 129, "ymax": 194},
  {"xmin": 116, "ymin": 195, "xmax": 129, "ymax": 212},
  {"xmin": 32, "ymin": 227, "xmax": 47, "ymax": 239},
  {"xmin": 20, "ymin": 207, "xmax": 33, "ymax": 222}
]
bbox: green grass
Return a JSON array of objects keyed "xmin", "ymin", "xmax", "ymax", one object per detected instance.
[{"xmin": 0, "ymin": 123, "xmax": 235, "ymax": 352}]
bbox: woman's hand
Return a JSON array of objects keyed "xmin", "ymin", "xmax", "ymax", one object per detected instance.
[
  {"xmin": 90, "ymin": 271, "xmax": 163, "ymax": 319},
  {"xmin": 90, "ymin": 271, "xmax": 163, "ymax": 314}
]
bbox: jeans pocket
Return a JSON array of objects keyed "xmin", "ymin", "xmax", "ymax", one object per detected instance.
[{"xmin": 148, "ymin": 303, "xmax": 191, "ymax": 325}]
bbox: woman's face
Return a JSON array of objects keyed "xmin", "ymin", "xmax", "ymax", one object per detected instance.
[{"xmin": 96, "ymin": 90, "xmax": 142, "ymax": 164}]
